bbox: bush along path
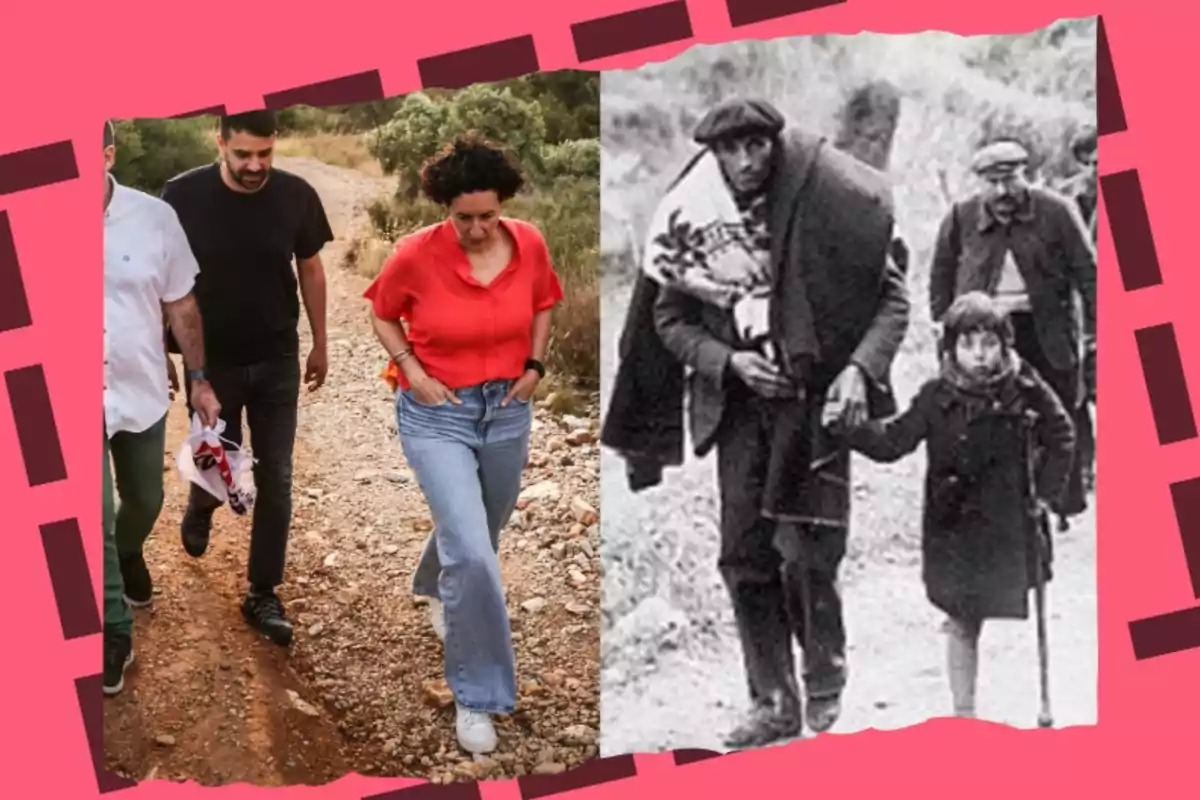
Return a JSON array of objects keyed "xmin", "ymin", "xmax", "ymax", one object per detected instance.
[{"xmin": 104, "ymin": 156, "xmax": 602, "ymax": 787}]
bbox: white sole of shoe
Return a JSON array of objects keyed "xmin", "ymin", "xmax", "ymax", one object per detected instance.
[{"xmin": 103, "ymin": 649, "xmax": 136, "ymax": 696}]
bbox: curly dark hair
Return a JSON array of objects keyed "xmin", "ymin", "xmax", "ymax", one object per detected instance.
[{"xmin": 419, "ymin": 134, "xmax": 525, "ymax": 207}]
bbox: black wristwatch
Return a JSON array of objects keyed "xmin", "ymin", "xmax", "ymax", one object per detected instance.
[
  {"xmin": 187, "ymin": 368, "xmax": 208, "ymax": 384},
  {"xmin": 524, "ymin": 358, "xmax": 545, "ymax": 379}
]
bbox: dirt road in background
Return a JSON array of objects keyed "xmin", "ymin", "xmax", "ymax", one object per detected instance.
[{"xmin": 104, "ymin": 156, "xmax": 602, "ymax": 787}]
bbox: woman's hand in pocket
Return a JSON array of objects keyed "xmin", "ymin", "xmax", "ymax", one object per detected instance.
[
  {"xmin": 502, "ymin": 370, "xmax": 540, "ymax": 407},
  {"xmin": 410, "ymin": 373, "xmax": 461, "ymax": 407}
]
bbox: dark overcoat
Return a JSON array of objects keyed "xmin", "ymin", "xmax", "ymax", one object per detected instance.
[
  {"xmin": 848, "ymin": 360, "xmax": 1076, "ymax": 621},
  {"xmin": 600, "ymin": 127, "xmax": 910, "ymax": 490}
]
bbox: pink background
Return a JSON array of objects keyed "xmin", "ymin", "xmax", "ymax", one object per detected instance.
[{"xmin": 1, "ymin": 0, "xmax": 1196, "ymax": 795}]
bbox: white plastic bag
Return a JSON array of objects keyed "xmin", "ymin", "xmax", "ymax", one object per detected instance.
[{"xmin": 176, "ymin": 415, "xmax": 257, "ymax": 515}]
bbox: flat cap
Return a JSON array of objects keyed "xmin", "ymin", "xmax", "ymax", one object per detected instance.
[
  {"xmin": 693, "ymin": 98, "xmax": 785, "ymax": 145},
  {"xmin": 972, "ymin": 139, "xmax": 1029, "ymax": 175}
]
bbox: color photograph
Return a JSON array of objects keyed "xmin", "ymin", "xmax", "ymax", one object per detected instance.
[{"xmin": 101, "ymin": 74, "xmax": 602, "ymax": 786}]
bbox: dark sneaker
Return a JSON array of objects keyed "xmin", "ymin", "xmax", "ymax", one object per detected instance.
[
  {"xmin": 119, "ymin": 552, "xmax": 153, "ymax": 608},
  {"xmin": 723, "ymin": 704, "xmax": 803, "ymax": 750},
  {"xmin": 103, "ymin": 631, "xmax": 135, "ymax": 696},
  {"xmin": 180, "ymin": 508, "xmax": 214, "ymax": 557},
  {"xmin": 241, "ymin": 591, "xmax": 294, "ymax": 647},
  {"xmin": 805, "ymin": 694, "xmax": 842, "ymax": 733}
]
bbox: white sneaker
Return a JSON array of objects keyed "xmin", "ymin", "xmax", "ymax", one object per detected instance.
[
  {"xmin": 429, "ymin": 598, "xmax": 446, "ymax": 642},
  {"xmin": 455, "ymin": 704, "xmax": 498, "ymax": 753}
]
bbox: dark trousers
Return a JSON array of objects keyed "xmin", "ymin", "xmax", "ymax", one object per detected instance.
[
  {"xmin": 716, "ymin": 385, "xmax": 849, "ymax": 712},
  {"xmin": 185, "ymin": 357, "xmax": 301, "ymax": 590},
  {"xmin": 1009, "ymin": 312, "xmax": 1086, "ymax": 515}
]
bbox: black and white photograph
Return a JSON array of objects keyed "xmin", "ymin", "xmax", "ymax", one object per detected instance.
[{"xmin": 598, "ymin": 22, "xmax": 1098, "ymax": 754}]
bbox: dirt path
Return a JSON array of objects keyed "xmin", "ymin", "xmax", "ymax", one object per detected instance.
[
  {"xmin": 597, "ymin": 275, "xmax": 1098, "ymax": 756},
  {"xmin": 104, "ymin": 156, "xmax": 601, "ymax": 787}
]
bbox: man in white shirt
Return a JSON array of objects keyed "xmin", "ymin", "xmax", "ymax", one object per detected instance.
[{"xmin": 103, "ymin": 120, "xmax": 221, "ymax": 696}]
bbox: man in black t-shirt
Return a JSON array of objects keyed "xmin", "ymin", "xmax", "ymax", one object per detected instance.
[{"xmin": 162, "ymin": 110, "xmax": 333, "ymax": 647}]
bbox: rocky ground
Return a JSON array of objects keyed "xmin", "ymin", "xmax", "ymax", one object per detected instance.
[
  {"xmin": 597, "ymin": 274, "xmax": 1099, "ymax": 756},
  {"xmin": 103, "ymin": 156, "xmax": 601, "ymax": 787}
]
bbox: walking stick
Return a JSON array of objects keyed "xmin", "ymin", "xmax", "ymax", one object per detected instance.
[{"xmin": 1021, "ymin": 411, "xmax": 1054, "ymax": 728}]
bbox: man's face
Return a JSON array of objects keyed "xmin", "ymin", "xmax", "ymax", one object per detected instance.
[
  {"xmin": 219, "ymin": 130, "xmax": 275, "ymax": 192},
  {"xmin": 712, "ymin": 134, "xmax": 774, "ymax": 195},
  {"xmin": 103, "ymin": 144, "xmax": 116, "ymax": 177},
  {"xmin": 981, "ymin": 169, "xmax": 1028, "ymax": 216},
  {"xmin": 1076, "ymin": 147, "xmax": 1097, "ymax": 193}
]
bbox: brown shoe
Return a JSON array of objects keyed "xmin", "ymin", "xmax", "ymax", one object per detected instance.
[{"xmin": 723, "ymin": 704, "xmax": 803, "ymax": 750}]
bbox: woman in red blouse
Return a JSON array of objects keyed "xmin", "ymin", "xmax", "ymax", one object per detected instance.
[{"xmin": 364, "ymin": 135, "xmax": 563, "ymax": 754}]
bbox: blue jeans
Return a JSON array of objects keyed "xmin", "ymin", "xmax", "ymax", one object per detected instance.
[{"xmin": 396, "ymin": 379, "xmax": 532, "ymax": 714}]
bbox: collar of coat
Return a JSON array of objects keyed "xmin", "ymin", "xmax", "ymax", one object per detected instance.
[{"xmin": 932, "ymin": 354, "xmax": 1040, "ymax": 414}]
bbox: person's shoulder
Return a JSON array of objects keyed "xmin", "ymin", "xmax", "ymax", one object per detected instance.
[
  {"xmin": 799, "ymin": 129, "xmax": 893, "ymax": 209},
  {"xmin": 946, "ymin": 192, "xmax": 985, "ymax": 222},
  {"xmin": 1015, "ymin": 357, "xmax": 1052, "ymax": 390},
  {"xmin": 915, "ymin": 375, "xmax": 963, "ymax": 416},
  {"xmin": 505, "ymin": 218, "xmax": 548, "ymax": 249},
  {"xmin": 1030, "ymin": 184, "xmax": 1078, "ymax": 219},
  {"xmin": 916, "ymin": 376, "xmax": 947, "ymax": 404},
  {"xmin": 267, "ymin": 166, "xmax": 307, "ymax": 187},
  {"xmin": 164, "ymin": 162, "xmax": 218, "ymax": 193},
  {"xmin": 1013, "ymin": 359, "xmax": 1062, "ymax": 412},
  {"xmin": 269, "ymin": 167, "xmax": 321, "ymax": 198},
  {"xmin": 390, "ymin": 221, "xmax": 445, "ymax": 261},
  {"xmin": 118, "ymin": 183, "xmax": 185, "ymax": 225}
]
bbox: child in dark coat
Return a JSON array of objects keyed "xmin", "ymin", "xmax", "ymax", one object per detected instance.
[{"xmin": 845, "ymin": 292, "xmax": 1076, "ymax": 718}]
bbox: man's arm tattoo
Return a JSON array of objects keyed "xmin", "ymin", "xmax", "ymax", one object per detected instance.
[{"xmin": 164, "ymin": 293, "xmax": 207, "ymax": 372}]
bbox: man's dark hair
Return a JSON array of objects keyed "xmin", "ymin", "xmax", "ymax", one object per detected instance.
[
  {"xmin": 103, "ymin": 119, "xmax": 115, "ymax": 149},
  {"xmin": 419, "ymin": 133, "xmax": 526, "ymax": 206},
  {"xmin": 220, "ymin": 110, "xmax": 279, "ymax": 140}
]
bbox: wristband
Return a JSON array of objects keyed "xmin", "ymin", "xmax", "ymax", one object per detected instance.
[
  {"xmin": 187, "ymin": 368, "xmax": 208, "ymax": 383},
  {"xmin": 525, "ymin": 358, "xmax": 545, "ymax": 379}
]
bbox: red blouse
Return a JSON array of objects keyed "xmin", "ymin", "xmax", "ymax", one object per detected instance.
[{"xmin": 363, "ymin": 217, "xmax": 564, "ymax": 391}]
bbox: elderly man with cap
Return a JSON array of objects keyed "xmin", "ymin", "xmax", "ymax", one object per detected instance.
[
  {"xmin": 930, "ymin": 138, "xmax": 1096, "ymax": 524},
  {"xmin": 601, "ymin": 97, "xmax": 909, "ymax": 747}
]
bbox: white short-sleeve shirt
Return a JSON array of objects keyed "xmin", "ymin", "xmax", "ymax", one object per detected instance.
[{"xmin": 104, "ymin": 176, "xmax": 199, "ymax": 438}]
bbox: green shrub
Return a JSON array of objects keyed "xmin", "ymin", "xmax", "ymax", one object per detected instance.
[
  {"xmin": 110, "ymin": 117, "xmax": 218, "ymax": 195},
  {"xmin": 369, "ymin": 85, "xmax": 549, "ymax": 199}
]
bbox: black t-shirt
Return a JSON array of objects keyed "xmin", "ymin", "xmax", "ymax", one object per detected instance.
[{"xmin": 161, "ymin": 163, "xmax": 333, "ymax": 367}]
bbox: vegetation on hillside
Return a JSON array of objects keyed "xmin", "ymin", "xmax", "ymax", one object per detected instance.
[{"xmin": 109, "ymin": 71, "xmax": 600, "ymax": 390}]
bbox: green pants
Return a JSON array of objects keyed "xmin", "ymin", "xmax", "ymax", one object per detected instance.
[
  {"xmin": 110, "ymin": 414, "xmax": 168, "ymax": 557},
  {"xmin": 102, "ymin": 426, "xmax": 132, "ymax": 636},
  {"xmin": 102, "ymin": 414, "xmax": 167, "ymax": 634}
]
